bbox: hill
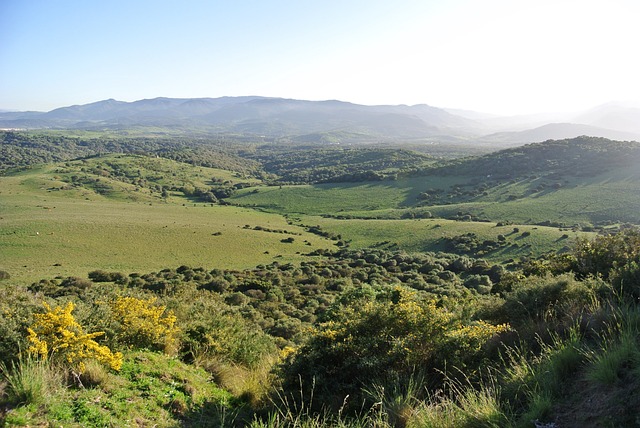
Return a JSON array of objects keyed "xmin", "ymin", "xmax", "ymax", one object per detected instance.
[
  {"xmin": 572, "ymin": 101, "xmax": 640, "ymax": 134},
  {"xmin": 230, "ymin": 137, "xmax": 640, "ymax": 227},
  {"xmin": 431, "ymin": 136, "xmax": 640, "ymax": 178},
  {"xmin": 0, "ymin": 130, "xmax": 263, "ymax": 175}
]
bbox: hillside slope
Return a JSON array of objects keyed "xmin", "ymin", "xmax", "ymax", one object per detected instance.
[{"xmin": 231, "ymin": 137, "xmax": 640, "ymax": 227}]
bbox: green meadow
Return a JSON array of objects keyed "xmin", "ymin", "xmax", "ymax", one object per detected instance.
[
  {"xmin": 231, "ymin": 165, "xmax": 640, "ymax": 226},
  {"xmin": 230, "ymin": 176, "xmax": 465, "ymax": 214},
  {"xmin": 297, "ymin": 215, "xmax": 592, "ymax": 261},
  {"xmin": 0, "ymin": 163, "xmax": 334, "ymax": 285},
  {"xmin": 5, "ymin": 149, "xmax": 637, "ymax": 285}
]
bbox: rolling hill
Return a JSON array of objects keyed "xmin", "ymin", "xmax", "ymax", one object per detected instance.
[{"xmin": 230, "ymin": 136, "xmax": 640, "ymax": 227}]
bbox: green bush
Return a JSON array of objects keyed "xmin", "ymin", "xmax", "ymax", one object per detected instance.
[
  {"xmin": 0, "ymin": 285, "xmax": 38, "ymax": 365},
  {"xmin": 486, "ymin": 274, "xmax": 600, "ymax": 329},
  {"xmin": 573, "ymin": 228, "xmax": 640, "ymax": 280},
  {"xmin": 279, "ymin": 287, "xmax": 508, "ymax": 409}
]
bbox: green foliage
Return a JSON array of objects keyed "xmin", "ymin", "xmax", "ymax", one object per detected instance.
[
  {"xmin": 484, "ymin": 274, "xmax": 601, "ymax": 330},
  {"xmin": 431, "ymin": 137, "xmax": 640, "ymax": 180},
  {"xmin": 572, "ymin": 228, "xmax": 640, "ymax": 279},
  {"xmin": 177, "ymin": 294, "xmax": 278, "ymax": 368},
  {"xmin": 248, "ymin": 146, "xmax": 433, "ymax": 184},
  {"xmin": 280, "ymin": 287, "xmax": 508, "ymax": 408},
  {"xmin": 0, "ymin": 130, "xmax": 261, "ymax": 175},
  {"xmin": 7, "ymin": 130, "xmax": 640, "ymax": 426},
  {"xmin": 0, "ymin": 284, "xmax": 38, "ymax": 365}
]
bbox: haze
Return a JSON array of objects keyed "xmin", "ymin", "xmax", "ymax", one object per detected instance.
[{"xmin": 1, "ymin": 0, "xmax": 638, "ymax": 115}]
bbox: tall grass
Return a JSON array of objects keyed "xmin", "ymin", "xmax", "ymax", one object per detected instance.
[
  {"xmin": 584, "ymin": 303, "xmax": 640, "ymax": 385},
  {"xmin": 195, "ymin": 353, "xmax": 278, "ymax": 408},
  {"xmin": 409, "ymin": 379, "xmax": 509, "ymax": 428},
  {"xmin": 0, "ymin": 354, "xmax": 63, "ymax": 406},
  {"xmin": 500, "ymin": 325, "xmax": 585, "ymax": 426},
  {"xmin": 364, "ymin": 373, "xmax": 424, "ymax": 428}
]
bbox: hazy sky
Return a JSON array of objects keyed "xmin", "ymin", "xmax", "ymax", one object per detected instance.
[{"xmin": 1, "ymin": 0, "xmax": 638, "ymax": 114}]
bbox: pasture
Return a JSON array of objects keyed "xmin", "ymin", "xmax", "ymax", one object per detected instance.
[
  {"xmin": 231, "ymin": 165, "xmax": 640, "ymax": 227},
  {"xmin": 0, "ymin": 165, "xmax": 334, "ymax": 285},
  {"xmin": 297, "ymin": 215, "xmax": 592, "ymax": 261}
]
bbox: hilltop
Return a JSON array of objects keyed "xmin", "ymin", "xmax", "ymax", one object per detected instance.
[{"xmin": 227, "ymin": 137, "xmax": 640, "ymax": 226}]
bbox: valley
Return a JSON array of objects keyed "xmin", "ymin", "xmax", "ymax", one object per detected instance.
[{"xmin": 2, "ymin": 126, "xmax": 640, "ymax": 427}]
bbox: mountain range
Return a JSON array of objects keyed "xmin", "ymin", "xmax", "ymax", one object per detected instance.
[{"xmin": 2, "ymin": 97, "xmax": 639, "ymax": 144}]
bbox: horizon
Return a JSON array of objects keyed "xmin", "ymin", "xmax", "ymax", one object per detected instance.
[
  {"xmin": 2, "ymin": 95, "xmax": 638, "ymax": 119},
  {"xmin": 0, "ymin": 95, "xmax": 640, "ymax": 118},
  {"xmin": 2, "ymin": 1, "xmax": 639, "ymax": 115}
]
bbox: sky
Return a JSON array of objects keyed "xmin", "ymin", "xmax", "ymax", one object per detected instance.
[{"xmin": 1, "ymin": 0, "xmax": 639, "ymax": 115}]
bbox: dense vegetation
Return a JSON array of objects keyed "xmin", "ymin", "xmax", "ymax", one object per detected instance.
[
  {"xmin": 3, "ymin": 131, "xmax": 640, "ymax": 426},
  {"xmin": 0, "ymin": 131, "xmax": 262, "ymax": 176},
  {"xmin": 430, "ymin": 137, "xmax": 640, "ymax": 179},
  {"xmin": 4, "ymin": 228, "xmax": 640, "ymax": 426},
  {"xmin": 243, "ymin": 147, "xmax": 434, "ymax": 184}
]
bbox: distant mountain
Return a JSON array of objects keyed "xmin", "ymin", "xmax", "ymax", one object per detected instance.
[
  {"xmin": 0, "ymin": 97, "xmax": 481, "ymax": 141},
  {"xmin": 480, "ymin": 123, "xmax": 640, "ymax": 144},
  {"xmin": 5, "ymin": 97, "xmax": 640, "ymax": 144},
  {"xmin": 572, "ymin": 102, "xmax": 640, "ymax": 134}
]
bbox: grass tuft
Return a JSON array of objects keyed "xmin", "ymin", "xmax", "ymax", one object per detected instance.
[{"xmin": 0, "ymin": 354, "xmax": 62, "ymax": 406}]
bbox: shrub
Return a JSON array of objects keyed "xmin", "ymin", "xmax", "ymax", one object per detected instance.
[
  {"xmin": 27, "ymin": 302, "xmax": 122, "ymax": 373},
  {"xmin": 280, "ymin": 287, "xmax": 508, "ymax": 408},
  {"xmin": 0, "ymin": 285, "xmax": 38, "ymax": 365},
  {"xmin": 487, "ymin": 274, "xmax": 600, "ymax": 329},
  {"xmin": 88, "ymin": 270, "xmax": 127, "ymax": 283},
  {"xmin": 573, "ymin": 228, "xmax": 640, "ymax": 281},
  {"xmin": 108, "ymin": 296, "xmax": 180, "ymax": 353}
]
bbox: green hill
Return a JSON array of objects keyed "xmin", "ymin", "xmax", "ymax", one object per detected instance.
[{"xmin": 230, "ymin": 137, "xmax": 640, "ymax": 227}]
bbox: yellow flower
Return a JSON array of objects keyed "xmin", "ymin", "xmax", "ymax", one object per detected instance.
[{"xmin": 27, "ymin": 302, "xmax": 122, "ymax": 373}]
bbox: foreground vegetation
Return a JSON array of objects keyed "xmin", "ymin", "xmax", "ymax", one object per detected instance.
[
  {"xmin": 3, "ymin": 131, "xmax": 640, "ymax": 426},
  {"xmin": 3, "ymin": 230, "xmax": 640, "ymax": 426}
]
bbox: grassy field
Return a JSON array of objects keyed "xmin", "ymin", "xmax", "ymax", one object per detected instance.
[
  {"xmin": 3, "ymin": 152, "xmax": 636, "ymax": 284},
  {"xmin": 0, "ymin": 163, "xmax": 335, "ymax": 285},
  {"xmin": 297, "ymin": 215, "xmax": 592, "ymax": 261},
  {"xmin": 229, "ymin": 176, "xmax": 464, "ymax": 214},
  {"xmin": 231, "ymin": 166, "xmax": 640, "ymax": 226}
]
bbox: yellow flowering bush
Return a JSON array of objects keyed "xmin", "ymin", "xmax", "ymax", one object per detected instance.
[
  {"xmin": 27, "ymin": 302, "xmax": 122, "ymax": 373},
  {"xmin": 108, "ymin": 296, "xmax": 179, "ymax": 353}
]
